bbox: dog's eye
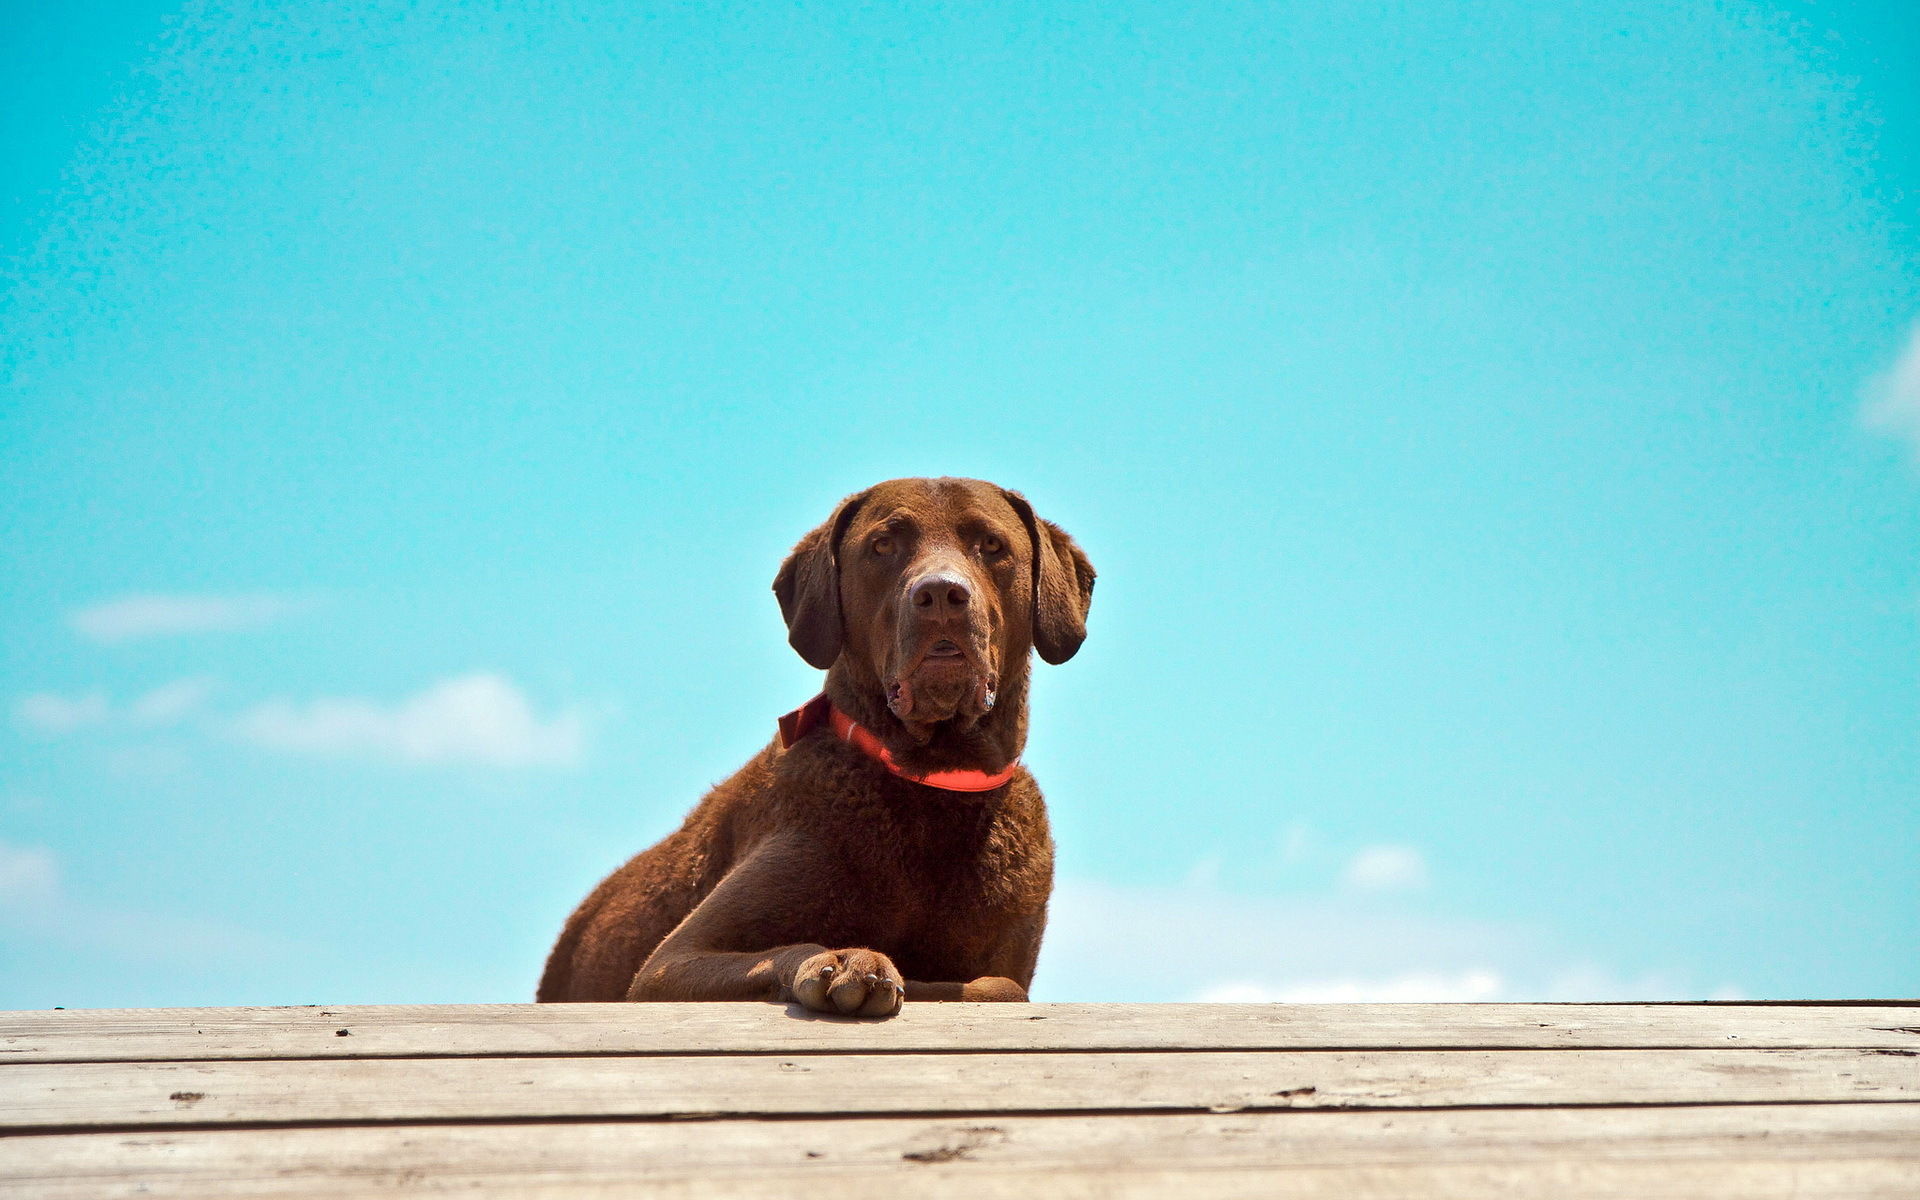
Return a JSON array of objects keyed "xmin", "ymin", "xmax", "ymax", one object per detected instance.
[
  {"xmin": 872, "ymin": 535, "xmax": 895, "ymax": 556},
  {"xmin": 982, "ymin": 536, "xmax": 1004, "ymax": 555}
]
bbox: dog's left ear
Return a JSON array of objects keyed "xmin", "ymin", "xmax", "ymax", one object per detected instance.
[
  {"xmin": 1001, "ymin": 488, "xmax": 1096, "ymax": 665},
  {"xmin": 772, "ymin": 489, "xmax": 869, "ymax": 670}
]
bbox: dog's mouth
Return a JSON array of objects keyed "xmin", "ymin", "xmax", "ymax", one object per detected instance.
[{"xmin": 886, "ymin": 636, "xmax": 997, "ymax": 727}]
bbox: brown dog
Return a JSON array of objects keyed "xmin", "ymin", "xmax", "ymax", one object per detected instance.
[{"xmin": 536, "ymin": 477, "xmax": 1094, "ymax": 1015}]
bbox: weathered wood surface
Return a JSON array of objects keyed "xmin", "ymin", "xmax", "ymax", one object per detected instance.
[
  {"xmin": 4, "ymin": 1105, "xmax": 1918, "ymax": 1199},
  {"xmin": 7, "ymin": 1047, "xmax": 1916, "ymax": 1129},
  {"xmin": 6, "ymin": 1001, "xmax": 1918, "ymax": 1062},
  {"xmin": 2, "ymin": 1002, "xmax": 1915, "ymax": 1198}
]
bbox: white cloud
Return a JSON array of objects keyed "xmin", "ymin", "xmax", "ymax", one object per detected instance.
[
  {"xmin": 1863, "ymin": 321, "xmax": 1920, "ymax": 454},
  {"xmin": 1185, "ymin": 856, "xmax": 1224, "ymax": 889},
  {"xmin": 1342, "ymin": 844, "xmax": 1429, "ymax": 891},
  {"xmin": 1036, "ymin": 877, "xmax": 1524, "ymax": 1002},
  {"xmin": 1198, "ymin": 971, "xmax": 1506, "ymax": 1003},
  {"xmin": 0, "ymin": 840, "xmax": 276, "ymax": 979},
  {"xmin": 0, "ymin": 842, "xmax": 60, "ymax": 911},
  {"xmin": 128, "ymin": 677, "xmax": 218, "ymax": 726},
  {"xmin": 13, "ymin": 692, "xmax": 110, "ymax": 734},
  {"xmin": 233, "ymin": 672, "xmax": 586, "ymax": 767},
  {"xmin": 69, "ymin": 592, "xmax": 306, "ymax": 643},
  {"xmin": 1035, "ymin": 877, "xmax": 1717, "ymax": 1003},
  {"xmin": 13, "ymin": 677, "xmax": 216, "ymax": 735},
  {"xmin": 1278, "ymin": 823, "xmax": 1313, "ymax": 867}
]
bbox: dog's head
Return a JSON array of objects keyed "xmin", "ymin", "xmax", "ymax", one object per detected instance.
[{"xmin": 773, "ymin": 478, "xmax": 1094, "ymax": 745}]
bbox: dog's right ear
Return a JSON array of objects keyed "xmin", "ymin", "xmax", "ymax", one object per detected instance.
[{"xmin": 772, "ymin": 490, "xmax": 869, "ymax": 670}]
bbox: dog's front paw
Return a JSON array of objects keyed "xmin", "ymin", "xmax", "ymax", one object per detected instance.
[{"xmin": 791, "ymin": 948, "xmax": 905, "ymax": 1017}]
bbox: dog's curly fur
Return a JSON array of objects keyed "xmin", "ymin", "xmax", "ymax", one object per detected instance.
[{"xmin": 537, "ymin": 477, "xmax": 1093, "ymax": 1014}]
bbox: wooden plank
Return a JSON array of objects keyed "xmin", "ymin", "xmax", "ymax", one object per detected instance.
[
  {"xmin": 6, "ymin": 1047, "xmax": 1915, "ymax": 1129},
  {"xmin": 4, "ymin": 1002, "xmax": 1916, "ymax": 1062},
  {"xmin": 2, "ymin": 1104, "xmax": 1916, "ymax": 1198}
]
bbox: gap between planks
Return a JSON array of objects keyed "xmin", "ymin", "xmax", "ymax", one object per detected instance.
[{"xmin": 10, "ymin": 1098, "xmax": 1920, "ymax": 1142}]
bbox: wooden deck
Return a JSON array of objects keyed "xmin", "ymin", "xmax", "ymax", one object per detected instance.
[{"xmin": 3, "ymin": 1001, "xmax": 1917, "ymax": 1196}]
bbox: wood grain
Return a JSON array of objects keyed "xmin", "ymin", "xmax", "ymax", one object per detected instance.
[
  {"xmin": 6, "ymin": 1046, "xmax": 1916, "ymax": 1129},
  {"xmin": 5, "ymin": 1002, "xmax": 1917, "ymax": 1063},
  {"xmin": 3, "ymin": 1104, "xmax": 1917, "ymax": 1199},
  {"xmin": 9, "ymin": 1002, "xmax": 1915, "ymax": 1197}
]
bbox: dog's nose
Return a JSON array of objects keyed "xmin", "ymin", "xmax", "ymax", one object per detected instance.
[{"xmin": 910, "ymin": 573, "xmax": 971, "ymax": 612}]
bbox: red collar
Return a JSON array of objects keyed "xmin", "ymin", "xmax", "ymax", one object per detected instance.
[{"xmin": 778, "ymin": 694, "xmax": 1017, "ymax": 793}]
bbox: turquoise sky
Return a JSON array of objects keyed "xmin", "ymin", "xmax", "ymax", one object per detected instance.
[{"xmin": 3, "ymin": 0, "xmax": 1916, "ymax": 1008}]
